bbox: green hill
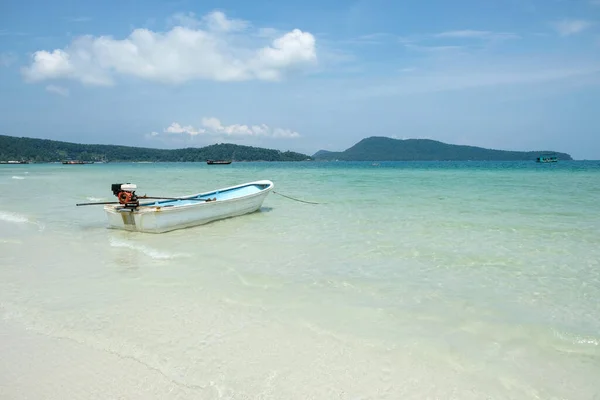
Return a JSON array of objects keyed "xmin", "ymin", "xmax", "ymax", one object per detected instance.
[
  {"xmin": 0, "ymin": 135, "xmax": 311, "ymax": 162},
  {"xmin": 312, "ymin": 137, "xmax": 572, "ymax": 161}
]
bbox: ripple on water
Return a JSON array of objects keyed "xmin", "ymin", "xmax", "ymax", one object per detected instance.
[{"xmin": 108, "ymin": 237, "xmax": 188, "ymax": 260}]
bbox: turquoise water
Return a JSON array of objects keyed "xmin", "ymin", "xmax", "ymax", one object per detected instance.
[{"xmin": 1, "ymin": 161, "xmax": 599, "ymax": 399}]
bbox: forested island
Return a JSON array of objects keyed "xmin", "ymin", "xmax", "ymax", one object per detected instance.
[
  {"xmin": 0, "ymin": 135, "xmax": 311, "ymax": 162},
  {"xmin": 1, "ymin": 134, "xmax": 573, "ymax": 163},
  {"xmin": 313, "ymin": 137, "xmax": 572, "ymax": 161}
]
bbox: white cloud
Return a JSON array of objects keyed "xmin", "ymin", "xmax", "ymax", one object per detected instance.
[
  {"xmin": 203, "ymin": 10, "xmax": 249, "ymax": 32},
  {"xmin": 168, "ymin": 11, "xmax": 249, "ymax": 32},
  {"xmin": 159, "ymin": 118, "xmax": 300, "ymax": 139},
  {"xmin": 167, "ymin": 12, "xmax": 201, "ymax": 28},
  {"xmin": 165, "ymin": 123, "xmax": 205, "ymax": 136},
  {"xmin": 21, "ymin": 10, "xmax": 317, "ymax": 86},
  {"xmin": 144, "ymin": 131, "xmax": 161, "ymax": 140},
  {"xmin": 24, "ymin": 49, "xmax": 80, "ymax": 82},
  {"xmin": 552, "ymin": 19, "xmax": 593, "ymax": 36},
  {"xmin": 45, "ymin": 85, "xmax": 69, "ymax": 96},
  {"xmin": 271, "ymin": 128, "xmax": 301, "ymax": 138}
]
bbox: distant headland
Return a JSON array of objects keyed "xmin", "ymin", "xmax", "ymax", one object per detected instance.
[{"xmin": 313, "ymin": 136, "xmax": 572, "ymax": 161}]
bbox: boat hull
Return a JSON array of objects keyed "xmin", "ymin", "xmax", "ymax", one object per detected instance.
[{"xmin": 103, "ymin": 180, "xmax": 273, "ymax": 233}]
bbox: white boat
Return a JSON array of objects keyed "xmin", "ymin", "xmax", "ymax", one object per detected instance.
[{"xmin": 104, "ymin": 180, "xmax": 274, "ymax": 233}]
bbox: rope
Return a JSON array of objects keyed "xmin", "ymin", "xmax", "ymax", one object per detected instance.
[{"xmin": 273, "ymin": 190, "xmax": 324, "ymax": 205}]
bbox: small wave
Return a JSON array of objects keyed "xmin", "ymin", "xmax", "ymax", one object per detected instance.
[
  {"xmin": 0, "ymin": 211, "xmax": 45, "ymax": 231},
  {"xmin": 11, "ymin": 176, "xmax": 25, "ymax": 180},
  {"xmin": 0, "ymin": 211, "xmax": 29, "ymax": 224},
  {"xmin": 86, "ymin": 197, "xmax": 106, "ymax": 202},
  {"xmin": 553, "ymin": 329, "xmax": 599, "ymax": 348},
  {"xmin": 575, "ymin": 338, "xmax": 599, "ymax": 346},
  {"xmin": 109, "ymin": 237, "xmax": 183, "ymax": 260}
]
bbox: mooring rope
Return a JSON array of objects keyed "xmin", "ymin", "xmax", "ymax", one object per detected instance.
[{"xmin": 273, "ymin": 191, "xmax": 324, "ymax": 205}]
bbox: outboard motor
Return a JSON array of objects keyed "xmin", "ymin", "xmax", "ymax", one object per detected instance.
[{"xmin": 111, "ymin": 183, "xmax": 139, "ymax": 207}]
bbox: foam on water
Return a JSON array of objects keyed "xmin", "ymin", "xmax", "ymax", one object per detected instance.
[
  {"xmin": 552, "ymin": 329, "xmax": 600, "ymax": 348},
  {"xmin": 0, "ymin": 210, "xmax": 29, "ymax": 224},
  {"xmin": 11, "ymin": 176, "xmax": 25, "ymax": 180},
  {"xmin": 0, "ymin": 210, "xmax": 45, "ymax": 232}
]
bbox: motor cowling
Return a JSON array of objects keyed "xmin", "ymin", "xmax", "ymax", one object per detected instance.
[{"xmin": 111, "ymin": 183, "xmax": 139, "ymax": 206}]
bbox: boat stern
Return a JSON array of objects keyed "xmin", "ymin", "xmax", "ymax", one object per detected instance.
[{"xmin": 104, "ymin": 206, "xmax": 160, "ymax": 232}]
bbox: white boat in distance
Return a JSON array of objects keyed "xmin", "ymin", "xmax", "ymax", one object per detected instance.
[{"xmin": 104, "ymin": 180, "xmax": 274, "ymax": 233}]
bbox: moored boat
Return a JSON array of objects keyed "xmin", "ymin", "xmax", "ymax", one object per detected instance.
[
  {"xmin": 103, "ymin": 180, "xmax": 274, "ymax": 233},
  {"xmin": 206, "ymin": 160, "xmax": 232, "ymax": 165},
  {"xmin": 536, "ymin": 153, "xmax": 558, "ymax": 163}
]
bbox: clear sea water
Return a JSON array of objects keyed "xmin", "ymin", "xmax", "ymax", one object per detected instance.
[{"xmin": 1, "ymin": 161, "xmax": 599, "ymax": 399}]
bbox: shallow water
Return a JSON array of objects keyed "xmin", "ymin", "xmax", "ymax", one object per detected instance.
[{"xmin": 1, "ymin": 161, "xmax": 599, "ymax": 399}]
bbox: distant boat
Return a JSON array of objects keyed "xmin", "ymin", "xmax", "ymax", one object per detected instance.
[
  {"xmin": 62, "ymin": 160, "xmax": 94, "ymax": 165},
  {"xmin": 536, "ymin": 153, "xmax": 558, "ymax": 163},
  {"xmin": 207, "ymin": 160, "xmax": 232, "ymax": 165},
  {"xmin": 0, "ymin": 160, "xmax": 29, "ymax": 164},
  {"xmin": 103, "ymin": 180, "xmax": 274, "ymax": 233}
]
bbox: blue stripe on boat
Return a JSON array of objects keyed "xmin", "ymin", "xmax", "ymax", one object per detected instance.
[{"xmin": 140, "ymin": 183, "xmax": 270, "ymax": 207}]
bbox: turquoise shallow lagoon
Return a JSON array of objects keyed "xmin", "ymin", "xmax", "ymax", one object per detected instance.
[{"xmin": 1, "ymin": 161, "xmax": 599, "ymax": 399}]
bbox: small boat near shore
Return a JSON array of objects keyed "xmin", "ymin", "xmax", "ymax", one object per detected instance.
[{"xmin": 101, "ymin": 180, "xmax": 274, "ymax": 233}]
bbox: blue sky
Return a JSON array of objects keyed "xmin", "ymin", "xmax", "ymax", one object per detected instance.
[{"xmin": 1, "ymin": 0, "xmax": 599, "ymax": 159}]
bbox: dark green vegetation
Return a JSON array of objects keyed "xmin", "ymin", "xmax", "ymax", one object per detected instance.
[
  {"xmin": 313, "ymin": 136, "xmax": 573, "ymax": 161},
  {"xmin": 0, "ymin": 135, "xmax": 311, "ymax": 162}
]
